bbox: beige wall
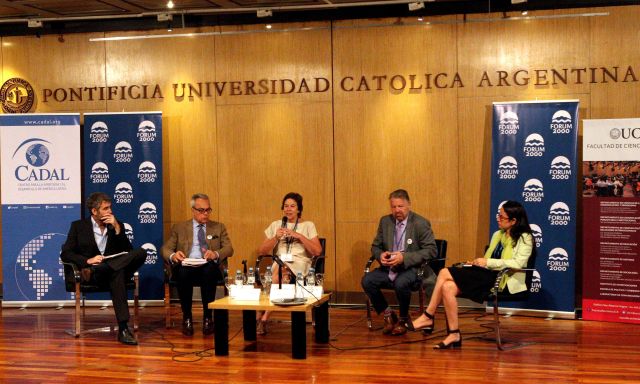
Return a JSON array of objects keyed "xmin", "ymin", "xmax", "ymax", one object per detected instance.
[{"xmin": 1, "ymin": 6, "xmax": 640, "ymax": 296}]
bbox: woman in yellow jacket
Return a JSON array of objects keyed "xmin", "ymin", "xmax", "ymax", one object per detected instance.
[{"xmin": 410, "ymin": 200, "xmax": 534, "ymax": 349}]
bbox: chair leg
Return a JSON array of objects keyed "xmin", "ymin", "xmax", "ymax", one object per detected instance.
[
  {"xmin": 366, "ymin": 299, "xmax": 373, "ymax": 330},
  {"xmin": 133, "ymin": 273, "xmax": 139, "ymax": 332},
  {"xmin": 493, "ymin": 294, "xmax": 503, "ymax": 350},
  {"xmin": 74, "ymin": 283, "xmax": 81, "ymax": 337},
  {"xmin": 164, "ymin": 282, "xmax": 171, "ymax": 328},
  {"xmin": 418, "ymin": 286, "xmax": 425, "ymax": 316}
]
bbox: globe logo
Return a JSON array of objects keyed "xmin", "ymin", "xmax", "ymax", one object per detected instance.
[
  {"xmin": 14, "ymin": 233, "xmax": 67, "ymax": 300},
  {"xmin": 610, "ymin": 128, "xmax": 621, "ymax": 139},
  {"xmin": 25, "ymin": 143, "xmax": 50, "ymax": 167}
]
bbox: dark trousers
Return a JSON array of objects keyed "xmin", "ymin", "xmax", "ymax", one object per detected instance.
[
  {"xmin": 173, "ymin": 261, "xmax": 222, "ymax": 320},
  {"xmin": 361, "ymin": 268, "xmax": 419, "ymax": 318},
  {"xmin": 90, "ymin": 248, "xmax": 147, "ymax": 323}
]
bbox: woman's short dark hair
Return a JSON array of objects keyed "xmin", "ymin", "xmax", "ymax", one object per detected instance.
[
  {"xmin": 86, "ymin": 192, "xmax": 111, "ymax": 212},
  {"xmin": 501, "ymin": 200, "xmax": 532, "ymax": 246},
  {"xmin": 281, "ymin": 192, "xmax": 303, "ymax": 217}
]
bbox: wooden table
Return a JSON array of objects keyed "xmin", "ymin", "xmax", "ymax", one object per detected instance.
[{"xmin": 208, "ymin": 293, "xmax": 331, "ymax": 359}]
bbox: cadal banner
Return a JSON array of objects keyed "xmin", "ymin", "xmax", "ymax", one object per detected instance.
[
  {"xmin": 84, "ymin": 112, "xmax": 163, "ymax": 300},
  {"xmin": 0, "ymin": 114, "xmax": 81, "ymax": 304},
  {"xmin": 491, "ymin": 101, "xmax": 578, "ymax": 316},
  {"xmin": 582, "ymin": 119, "xmax": 640, "ymax": 324}
]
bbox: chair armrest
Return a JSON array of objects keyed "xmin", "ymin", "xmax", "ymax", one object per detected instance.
[
  {"xmin": 364, "ymin": 255, "xmax": 378, "ymax": 273},
  {"xmin": 62, "ymin": 262, "xmax": 82, "ymax": 283},
  {"xmin": 491, "ymin": 267, "xmax": 536, "ymax": 294}
]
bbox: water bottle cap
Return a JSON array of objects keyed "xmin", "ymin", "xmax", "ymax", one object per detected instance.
[
  {"xmin": 236, "ymin": 269, "xmax": 241, "ymax": 273},
  {"xmin": 249, "ymin": 267, "xmax": 253, "ymax": 271},
  {"xmin": 309, "ymin": 268, "xmax": 315, "ymax": 272}
]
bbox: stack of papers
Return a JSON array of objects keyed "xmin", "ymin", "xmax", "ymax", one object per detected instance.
[{"xmin": 182, "ymin": 258, "xmax": 207, "ymax": 267}]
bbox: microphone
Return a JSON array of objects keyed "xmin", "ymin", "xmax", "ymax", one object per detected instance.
[
  {"xmin": 281, "ymin": 216, "xmax": 288, "ymax": 228},
  {"xmin": 107, "ymin": 223, "xmax": 114, "ymax": 231}
]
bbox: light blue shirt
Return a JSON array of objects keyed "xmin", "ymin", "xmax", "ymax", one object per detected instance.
[
  {"xmin": 91, "ymin": 217, "xmax": 108, "ymax": 255},
  {"xmin": 190, "ymin": 219, "xmax": 205, "ymax": 259}
]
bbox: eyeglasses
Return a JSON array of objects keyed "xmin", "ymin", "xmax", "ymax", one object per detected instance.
[
  {"xmin": 496, "ymin": 214, "xmax": 511, "ymax": 222},
  {"xmin": 193, "ymin": 207, "xmax": 212, "ymax": 214}
]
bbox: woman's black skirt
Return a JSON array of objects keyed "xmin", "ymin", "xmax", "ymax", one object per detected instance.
[{"xmin": 448, "ymin": 265, "xmax": 499, "ymax": 303}]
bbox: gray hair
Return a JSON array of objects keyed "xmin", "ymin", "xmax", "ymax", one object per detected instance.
[
  {"xmin": 388, "ymin": 189, "xmax": 410, "ymax": 203},
  {"xmin": 86, "ymin": 192, "xmax": 111, "ymax": 211},
  {"xmin": 190, "ymin": 193, "xmax": 210, "ymax": 207}
]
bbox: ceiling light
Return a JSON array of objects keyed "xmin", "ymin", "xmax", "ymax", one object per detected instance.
[
  {"xmin": 257, "ymin": 9, "xmax": 273, "ymax": 18},
  {"xmin": 167, "ymin": 1, "xmax": 174, "ymax": 9},
  {"xmin": 265, "ymin": 24, "xmax": 272, "ymax": 29},
  {"xmin": 157, "ymin": 13, "xmax": 173, "ymax": 22},
  {"xmin": 27, "ymin": 20, "xmax": 43, "ymax": 28},
  {"xmin": 408, "ymin": 2, "xmax": 425, "ymax": 11},
  {"xmin": 521, "ymin": 10, "xmax": 528, "ymax": 15},
  {"xmin": 417, "ymin": 16, "xmax": 424, "ymax": 21}
]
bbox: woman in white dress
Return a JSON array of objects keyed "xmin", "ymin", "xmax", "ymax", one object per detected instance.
[{"xmin": 256, "ymin": 192, "xmax": 322, "ymax": 334}]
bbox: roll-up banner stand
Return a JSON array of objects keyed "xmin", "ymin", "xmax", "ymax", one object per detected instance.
[
  {"xmin": 490, "ymin": 101, "xmax": 579, "ymax": 318},
  {"xmin": 1, "ymin": 114, "xmax": 81, "ymax": 307},
  {"xmin": 582, "ymin": 119, "xmax": 640, "ymax": 324},
  {"xmin": 83, "ymin": 112, "xmax": 163, "ymax": 303}
]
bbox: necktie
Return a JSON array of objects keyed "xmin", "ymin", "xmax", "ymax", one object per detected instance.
[
  {"xmin": 197, "ymin": 224, "xmax": 208, "ymax": 257},
  {"xmin": 389, "ymin": 221, "xmax": 404, "ymax": 282}
]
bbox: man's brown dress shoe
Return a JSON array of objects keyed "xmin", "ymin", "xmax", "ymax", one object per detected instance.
[
  {"xmin": 382, "ymin": 311, "xmax": 398, "ymax": 335},
  {"xmin": 203, "ymin": 317, "xmax": 214, "ymax": 335},
  {"xmin": 391, "ymin": 319, "xmax": 409, "ymax": 336},
  {"xmin": 182, "ymin": 318, "xmax": 194, "ymax": 336}
]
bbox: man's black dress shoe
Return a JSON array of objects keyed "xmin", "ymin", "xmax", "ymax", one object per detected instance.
[
  {"xmin": 118, "ymin": 328, "xmax": 138, "ymax": 345},
  {"xmin": 203, "ymin": 317, "xmax": 214, "ymax": 335},
  {"xmin": 182, "ymin": 318, "xmax": 194, "ymax": 336}
]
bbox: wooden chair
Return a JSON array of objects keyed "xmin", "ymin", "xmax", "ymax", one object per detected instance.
[
  {"xmin": 163, "ymin": 259, "xmax": 228, "ymax": 328},
  {"xmin": 364, "ymin": 239, "xmax": 448, "ymax": 330},
  {"xmin": 62, "ymin": 262, "xmax": 139, "ymax": 337},
  {"xmin": 484, "ymin": 246, "xmax": 538, "ymax": 350}
]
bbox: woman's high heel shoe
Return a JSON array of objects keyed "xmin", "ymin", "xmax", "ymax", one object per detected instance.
[
  {"xmin": 434, "ymin": 329, "xmax": 462, "ymax": 350},
  {"xmin": 410, "ymin": 310, "xmax": 435, "ymax": 334}
]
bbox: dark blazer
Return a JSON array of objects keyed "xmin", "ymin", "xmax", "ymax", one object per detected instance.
[
  {"xmin": 371, "ymin": 211, "xmax": 437, "ymax": 271},
  {"xmin": 160, "ymin": 219, "xmax": 234, "ymax": 264},
  {"xmin": 60, "ymin": 218, "xmax": 133, "ymax": 268}
]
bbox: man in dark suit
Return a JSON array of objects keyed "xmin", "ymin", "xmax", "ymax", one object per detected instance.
[
  {"xmin": 160, "ymin": 193, "xmax": 234, "ymax": 336},
  {"xmin": 362, "ymin": 189, "xmax": 437, "ymax": 336},
  {"xmin": 61, "ymin": 192, "xmax": 147, "ymax": 345}
]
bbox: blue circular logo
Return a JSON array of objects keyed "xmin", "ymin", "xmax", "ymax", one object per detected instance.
[{"xmin": 25, "ymin": 143, "xmax": 50, "ymax": 167}]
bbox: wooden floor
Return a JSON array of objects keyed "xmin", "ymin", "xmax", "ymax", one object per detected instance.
[{"xmin": 0, "ymin": 304, "xmax": 639, "ymax": 383}]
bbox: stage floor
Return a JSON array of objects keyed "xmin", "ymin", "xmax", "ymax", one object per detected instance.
[{"xmin": 0, "ymin": 304, "xmax": 638, "ymax": 383}]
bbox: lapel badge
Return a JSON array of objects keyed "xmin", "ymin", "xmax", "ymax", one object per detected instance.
[
  {"xmin": 207, "ymin": 234, "xmax": 213, "ymax": 240},
  {"xmin": 407, "ymin": 238, "xmax": 413, "ymax": 245}
]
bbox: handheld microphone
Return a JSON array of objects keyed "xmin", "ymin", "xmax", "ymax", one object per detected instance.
[
  {"xmin": 107, "ymin": 223, "xmax": 114, "ymax": 231},
  {"xmin": 281, "ymin": 216, "xmax": 288, "ymax": 228}
]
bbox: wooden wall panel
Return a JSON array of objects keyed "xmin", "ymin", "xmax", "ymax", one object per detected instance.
[
  {"xmin": 103, "ymin": 28, "xmax": 219, "ymax": 232},
  {"xmin": 333, "ymin": 18, "xmax": 460, "ymax": 291},
  {"xmin": 214, "ymin": 24, "xmax": 334, "ymax": 279},
  {"xmin": 589, "ymin": 7, "xmax": 640, "ymax": 118},
  {"xmin": 1, "ymin": 33, "xmax": 106, "ymax": 112},
  {"xmin": 458, "ymin": 9, "xmax": 591, "ymax": 99}
]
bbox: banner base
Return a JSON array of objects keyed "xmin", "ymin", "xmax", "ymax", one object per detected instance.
[
  {"xmin": 485, "ymin": 306, "xmax": 576, "ymax": 320},
  {"xmin": 1, "ymin": 300, "xmax": 164, "ymax": 308}
]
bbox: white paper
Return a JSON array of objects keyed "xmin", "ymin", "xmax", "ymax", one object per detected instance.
[
  {"xmin": 182, "ymin": 258, "xmax": 207, "ymax": 267},
  {"xmin": 102, "ymin": 251, "xmax": 128, "ymax": 260}
]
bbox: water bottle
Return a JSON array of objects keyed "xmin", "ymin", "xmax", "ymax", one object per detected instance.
[
  {"xmin": 235, "ymin": 269, "xmax": 243, "ymax": 287},
  {"xmin": 306, "ymin": 267, "xmax": 316, "ymax": 286},
  {"xmin": 263, "ymin": 266, "xmax": 272, "ymax": 294},
  {"xmin": 295, "ymin": 272, "xmax": 304, "ymax": 299},
  {"xmin": 247, "ymin": 267, "xmax": 255, "ymax": 286}
]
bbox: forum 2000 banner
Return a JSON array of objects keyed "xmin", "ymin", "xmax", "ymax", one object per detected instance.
[
  {"xmin": 491, "ymin": 101, "xmax": 578, "ymax": 316},
  {"xmin": 582, "ymin": 119, "xmax": 640, "ymax": 324},
  {"xmin": 1, "ymin": 114, "xmax": 81, "ymax": 304},
  {"xmin": 84, "ymin": 112, "xmax": 163, "ymax": 300}
]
